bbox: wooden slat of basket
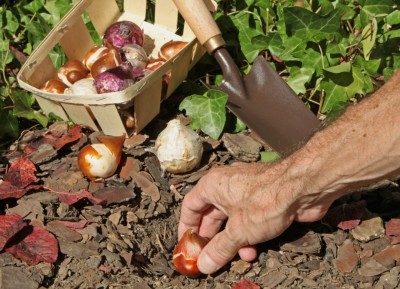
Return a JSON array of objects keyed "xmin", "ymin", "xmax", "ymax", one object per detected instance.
[
  {"xmin": 154, "ymin": 0, "xmax": 179, "ymax": 33},
  {"xmin": 61, "ymin": 103, "xmax": 99, "ymax": 131},
  {"xmin": 59, "ymin": 17, "xmax": 95, "ymax": 61},
  {"xmin": 89, "ymin": 105, "xmax": 127, "ymax": 136},
  {"xmin": 134, "ymin": 77, "xmax": 163, "ymax": 133},
  {"xmin": 86, "ymin": 0, "xmax": 121, "ymax": 37},
  {"xmin": 124, "ymin": 0, "xmax": 146, "ymax": 23},
  {"xmin": 166, "ymin": 44, "xmax": 193, "ymax": 96},
  {"xmin": 23, "ymin": 56, "xmax": 57, "ymax": 88},
  {"xmin": 35, "ymin": 95, "xmax": 69, "ymax": 120}
]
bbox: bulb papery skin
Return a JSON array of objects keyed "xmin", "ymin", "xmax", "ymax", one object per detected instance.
[
  {"xmin": 172, "ymin": 229, "xmax": 209, "ymax": 277},
  {"xmin": 78, "ymin": 143, "xmax": 118, "ymax": 179},
  {"xmin": 154, "ymin": 119, "xmax": 203, "ymax": 174}
]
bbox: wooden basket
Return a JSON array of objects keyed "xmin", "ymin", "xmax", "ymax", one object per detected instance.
[{"xmin": 17, "ymin": 0, "xmax": 215, "ymax": 136}]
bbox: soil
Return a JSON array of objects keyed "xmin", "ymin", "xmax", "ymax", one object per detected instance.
[{"xmin": 1, "ymin": 95, "xmax": 400, "ymax": 289}]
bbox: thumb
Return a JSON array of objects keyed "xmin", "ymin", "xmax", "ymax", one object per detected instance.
[{"xmin": 197, "ymin": 229, "xmax": 242, "ymax": 274}]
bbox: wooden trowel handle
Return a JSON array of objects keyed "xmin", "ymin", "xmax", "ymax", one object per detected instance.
[{"xmin": 173, "ymin": 0, "xmax": 225, "ymax": 54}]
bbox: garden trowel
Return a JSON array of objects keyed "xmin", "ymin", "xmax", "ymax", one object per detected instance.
[{"xmin": 173, "ymin": 0, "xmax": 321, "ymax": 156}]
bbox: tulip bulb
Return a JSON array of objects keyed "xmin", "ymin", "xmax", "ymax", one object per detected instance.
[
  {"xmin": 78, "ymin": 134, "xmax": 125, "ymax": 180},
  {"xmin": 65, "ymin": 79, "xmax": 97, "ymax": 95},
  {"xmin": 40, "ymin": 79, "xmax": 68, "ymax": 93},
  {"xmin": 151, "ymin": 119, "xmax": 203, "ymax": 174},
  {"xmin": 58, "ymin": 59, "xmax": 89, "ymax": 86},
  {"xmin": 173, "ymin": 229, "xmax": 209, "ymax": 277}
]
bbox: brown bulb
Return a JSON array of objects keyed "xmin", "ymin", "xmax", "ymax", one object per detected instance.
[
  {"xmin": 58, "ymin": 59, "xmax": 89, "ymax": 86},
  {"xmin": 84, "ymin": 46, "xmax": 110, "ymax": 71},
  {"xmin": 146, "ymin": 58, "xmax": 165, "ymax": 71},
  {"xmin": 40, "ymin": 79, "xmax": 68, "ymax": 94},
  {"xmin": 91, "ymin": 48, "xmax": 123, "ymax": 79},
  {"xmin": 159, "ymin": 41, "xmax": 188, "ymax": 61}
]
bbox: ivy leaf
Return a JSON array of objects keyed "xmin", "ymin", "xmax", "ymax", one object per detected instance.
[
  {"xmin": 44, "ymin": 0, "xmax": 73, "ymax": 23},
  {"xmin": 179, "ymin": 90, "xmax": 228, "ymax": 140},
  {"xmin": 287, "ymin": 66, "xmax": 314, "ymax": 94},
  {"xmin": 362, "ymin": 0, "xmax": 395, "ymax": 16},
  {"xmin": 283, "ymin": 7, "xmax": 342, "ymax": 42},
  {"xmin": 231, "ymin": 11, "xmax": 264, "ymax": 62},
  {"xmin": 0, "ymin": 109, "xmax": 19, "ymax": 140},
  {"xmin": 321, "ymin": 65, "xmax": 365, "ymax": 113},
  {"xmin": 361, "ymin": 17, "xmax": 378, "ymax": 60},
  {"xmin": 10, "ymin": 90, "xmax": 49, "ymax": 127},
  {"xmin": 260, "ymin": 151, "xmax": 280, "ymax": 163},
  {"xmin": 386, "ymin": 10, "xmax": 400, "ymax": 25}
]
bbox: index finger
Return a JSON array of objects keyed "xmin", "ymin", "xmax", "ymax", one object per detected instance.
[{"xmin": 178, "ymin": 181, "xmax": 212, "ymax": 239}]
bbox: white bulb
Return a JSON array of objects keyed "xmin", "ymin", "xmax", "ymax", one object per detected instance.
[{"xmin": 153, "ymin": 119, "xmax": 203, "ymax": 174}]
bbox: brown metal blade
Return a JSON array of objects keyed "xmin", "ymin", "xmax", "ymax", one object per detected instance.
[{"xmin": 214, "ymin": 49, "xmax": 321, "ymax": 156}]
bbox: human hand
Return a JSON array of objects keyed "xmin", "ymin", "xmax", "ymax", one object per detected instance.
[{"xmin": 178, "ymin": 161, "xmax": 336, "ymax": 275}]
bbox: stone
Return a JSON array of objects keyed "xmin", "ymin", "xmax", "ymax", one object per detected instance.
[
  {"xmin": 280, "ymin": 227, "xmax": 322, "ymax": 254},
  {"xmin": 358, "ymin": 258, "xmax": 388, "ymax": 276},
  {"xmin": 351, "ymin": 215, "xmax": 385, "ymax": 242},
  {"xmin": 0, "ymin": 267, "xmax": 39, "ymax": 289},
  {"xmin": 372, "ymin": 245, "xmax": 400, "ymax": 268},
  {"xmin": 259, "ymin": 271, "xmax": 287, "ymax": 288},
  {"xmin": 333, "ymin": 239, "xmax": 359, "ymax": 274},
  {"xmin": 222, "ymin": 133, "xmax": 262, "ymax": 162}
]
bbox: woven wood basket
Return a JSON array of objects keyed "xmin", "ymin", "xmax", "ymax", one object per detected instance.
[{"xmin": 17, "ymin": 0, "xmax": 215, "ymax": 136}]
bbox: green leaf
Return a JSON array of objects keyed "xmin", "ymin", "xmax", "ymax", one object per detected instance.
[
  {"xmin": 234, "ymin": 118, "xmax": 247, "ymax": 133},
  {"xmin": 287, "ymin": 66, "xmax": 314, "ymax": 94},
  {"xmin": 5, "ymin": 10, "xmax": 19, "ymax": 34},
  {"xmin": 10, "ymin": 90, "xmax": 49, "ymax": 127},
  {"xmin": 361, "ymin": 17, "xmax": 378, "ymax": 60},
  {"xmin": 179, "ymin": 90, "xmax": 228, "ymax": 140},
  {"xmin": 0, "ymin": 109, "xmax": 19, "ymax": 140},
  {"xmin": 362, "ymin": 0, "xmax": 395, "ymax": 16},
  {"xmin": 321, "ymin": 65, "xmax": 365, "ymax": 113},
  {"xmin": 386, "ymin": 10, "xmax": 400, "ymax": 25},
  {"xmin": 324, "ymin": 62, "xmax": 352, "ymax": 74},
  {"xmin": 231, "ymin": 11, "xmax": 264, "ymax": 62},
  {"xmin": 44, "ymin": 0, "xmax": 73, "ymax": 23},
  {"xmin": 260, "ymin": 151, "xmax": 280, "ymax": 163},
  {"xmin": 283, "ymin": 7, "xmax": 342, "ymax": 42}
]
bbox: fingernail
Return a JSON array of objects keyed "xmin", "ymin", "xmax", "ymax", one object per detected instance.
[{"xmin": 198, "ymin": 253, "xmax": 219, "ymax": 274}]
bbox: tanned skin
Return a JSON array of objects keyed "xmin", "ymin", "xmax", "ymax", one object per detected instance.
[{"xmin": 178, "ymin": 69, "xmax": 400, "ymax": 274}]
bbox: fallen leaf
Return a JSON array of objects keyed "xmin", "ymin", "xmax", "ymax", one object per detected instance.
[
  {"xmin": 386, "ymin": 218, "xmax": 400, "ymax": 244},
  {"xmin": 231, "ymin": 278, "xmax": 260, "ymax": 289},
  {"xmin": 56, "ymin": 220, "xmax": 90, "ymax": 230},
  {"xmin": 0, "ymin": 214, "xmax": 27, "ymax": 250},
  {"xmin": 52, "ymin": 189, "xmax": 106, "ymax": 206},
  {"xmin": 5, "ymin": 226, "xmax": 58, "ymax": 265},
  {"xmin": 93, "ymin": 187, "xmax": 136, "ymax": 205},
  {"xmin": 3, "ymin": 157, "xmax": 37, "ymax": 188},
  {"xmin": 52, "ymin": 124, "xmax": 82, "ymax": 151},
  {"xmin": 324, "ymin": 200, "xmax": 367, "ymax": 230},
  {"xmin": 0, "ymin": 181, "xmax": 42, "ymax": 200},
  {"xmin": 23, "ymin": 124, "xmax": 82, "ymax": 155},
  {"xmin": 131, "ymin": 171, "xmax": 160, "ymax": 202}
]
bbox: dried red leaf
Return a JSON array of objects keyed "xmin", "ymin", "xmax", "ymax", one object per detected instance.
[
  {"xmin": 53, "ymin": 189, "xmax": 106, "ymax": 206},
  {"xmin": 231, "ymin": 278, "xmax": 260, "ymax": 289},
  {"xmin": 324, "ymin": 200, "xmax": 367, "ymax": 230},
  {"xmin": 53, "ymin": 124, "xmax": 82, "ymax": 151},
  {"xmin": 56, "ymin": 220, "xmax": 90, "ymax": 230},
  {"xmin": 3, "ymin": 157, "xmax": 37, "ymax": 188},
  {"xmin": 5, "ymin": 226, "xmax": 58, "ymax": 265},
  {"xmin": 0, "ymin": 181, "xmax": 42, "ymax": 200},
  {"xmin": 0, "ymin": 214, "xmax": 27, "ymax": 250},
  {"xmin": 24, "ymin": 124, "xmax": 82, "ymax": 155},
  {"xmin": 0, "ymin": 181, "xmax": 27, "ymax": 200},
  {"xmin": 386, "ymin": 218, "xmax": 400, "ymax": 244}
]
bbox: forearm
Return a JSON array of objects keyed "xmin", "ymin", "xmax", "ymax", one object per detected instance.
[{"xmin": 288, "ymin": 70, "xmax": 400, "ymax": 202}]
